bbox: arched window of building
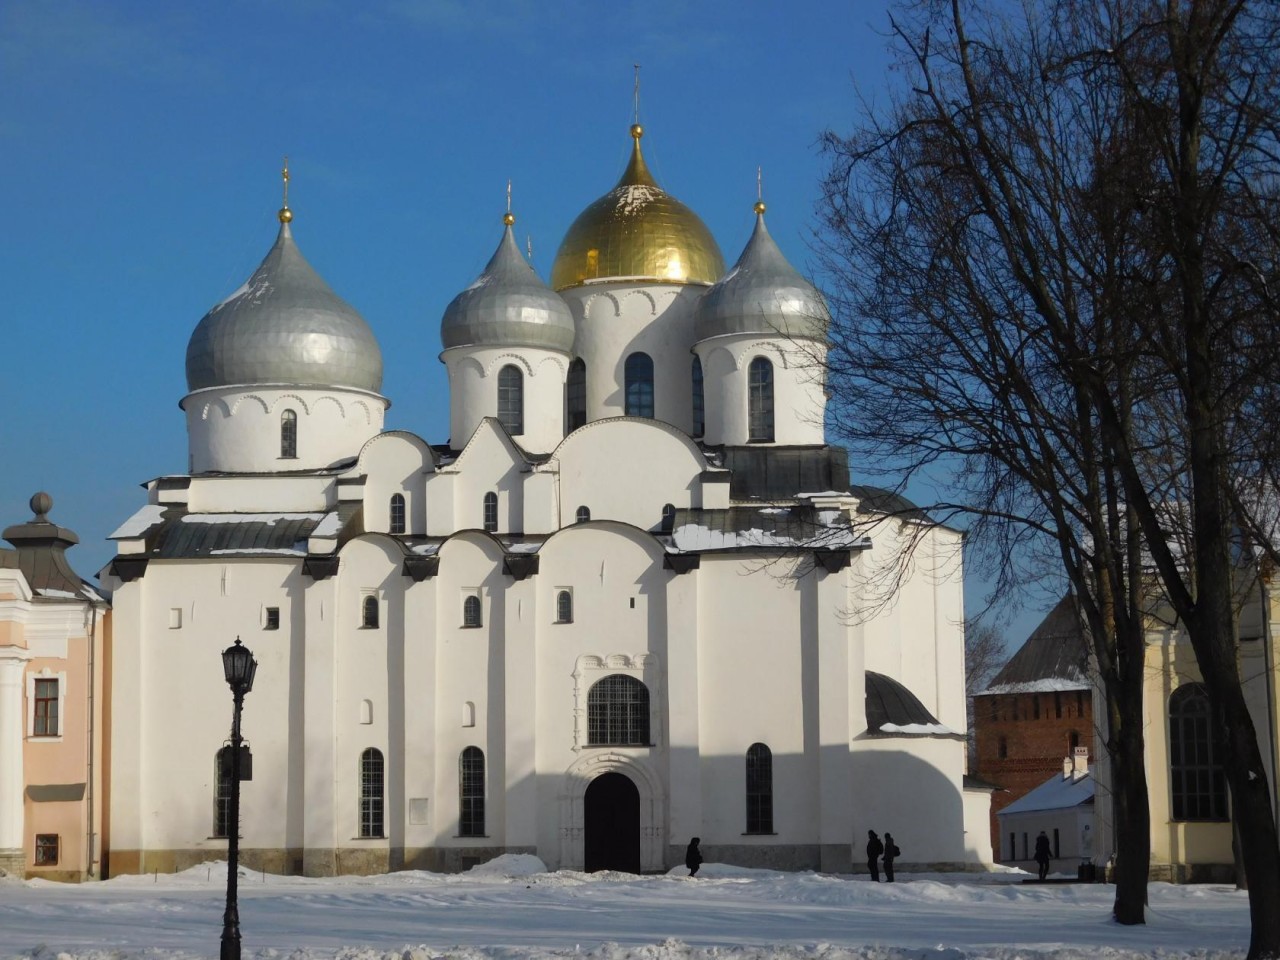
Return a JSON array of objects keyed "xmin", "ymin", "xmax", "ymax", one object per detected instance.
[
  {"xmin": 497, "ymin": 364, "xmax": 524, "ymax": 435},
  {"xmin": 997, "ymin": 736, "xmax": 1008, "ymax": 760},
  {"xmin": 587, "ymin": 674, "xmax": 650, "ymax": 746},
  {"xmin": 1170, "ymin": 683, "xmax": 1227, "ymax": 821},
  {"xmin": 745, "ymin": 742, "xmax": 774, "ymax": 834},
  {"xmin": 460, "ymin": 746, "xmax": 485, "ymax": 836},
  {"xmin": 625, "ymin": 352, "xmax": 654, "ymax": 418},
  {"xmin": 566, "ymin": 358, "xmax": 587, "ymax": 433},
  {"xmin": 213, "ymin": 746, "xmax": 233, "ymax": 838},
  {"xmin": 463, "ymin": 595, "xmax": 482, "ymax": 628},
  {"xmin": 360, "ymin": 748, "xmax": 384, "ymax": 838},
  {"xmin": 483, "ymin": 492, "xmax": 498, "ymax": 532},
  {"xmin": 575, "ymin": 505, "xmax": 591, "ymax": 524},
  {"xmin": 556, "ymin": 590, "xmax": 573, "ymax": 624},
  {"xmin": 361, "ymin": 595, "xmax": 379, "ymax": 629},
  {"xmin": 748, "ymin": 357, "xmax": 774, "ymax": 442},
  {"xmin": 1069, "ymin": 730, "xmax": 1080, "ymax": 750},
  {"xmin": 691, "ymin": 357, "xmax": 705, "ymax": 437},
  {"xmin": 661, "ymin": 503, "xmax": 676, "ymax": 534},
  {"xmin": 389, "ymin": 494, "xmax": 406, "ymax": 534},
  {"xmin": 281, "ymin": 409, "xmax": 298, "ymax": 459}
]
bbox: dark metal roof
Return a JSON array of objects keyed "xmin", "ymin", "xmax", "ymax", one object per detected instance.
[
  {"xmin": 983, "ymin": 594, "xmax": 1091, "ymax": 694},
  {"xmin": 963, "ymin": 774, "xmax": 1002, "ymax": 792},
  {"xmin": 865, "ymin": 671, "xmax": 944, "ymax": 730},
  {"xmin": 2, "ymin": 495, "xmax": 98, "ymax": 601},
  {"xmin": 849, "ymin": 485, "xmax": 927, "ymax": 519},
  {"xmin": 704, "ymin": 444, "xmax": 850, "ymax": 501},
  {"xmin": 150, "ymin": 514, "xmax": 323, "ymax": 559}
]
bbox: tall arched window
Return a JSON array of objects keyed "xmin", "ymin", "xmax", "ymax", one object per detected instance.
[
  {"xmin": 361, "ymin": 595, "xmax": 379, "ymax": 629},
  {"xmin": 1170, "ymin": 683, "xmax": 1227, "ymax": 821},
  {"xmin": 745, "ymin": 742, "xmax": 774, "ymax": 834},
  {"xmin": 566, "ymin": 358, "xmax": 587, "ymax": 433},
  {"xmin": 463, "ymin": 595, "xmax": 482, "ymax": 628},
  {"xmin": 625, "ymin": 352, "xmax": 654, "ymax": 418},
  {"xmin": 483, "ymin": 492, "xmax": 498, "ymax": 532},
  {"xmin": 691, "ymin": 357, "xmax": 705, "ymax": 437},
  {"xmin": 360, "ymin": 748, "xmax": 384, "ymax": 838},
  {"xmin": 460, "ymin": 746, "xmax": 485, "ymax": 837},
  {"xmin": 661, "ymin": 503, "xmax": 676, "ymax": 534},
  {"xmin": 389, "ymin": 494, "xmax": 406, "ymax": 534},
  {"xmin": 280, "ymin": 409, "xmax": 298, "ymax": 458},
  {"xmin": 213, "ymin": 746, "xmax": 233, "ymax": 838},
  {"xmin": 497, "ymin": 364, "xmax": 524, "ymax": 435},
  {"xmin": 748, "ymin": 357, "xmax": 774, "ymax": 442},
  {"xmin": 587, "ymin": 674, "xmax": 650, "ymax": 746},
  {"xmin": 556, "ymin": 590, "xmax": 573, "ymax": 623}
]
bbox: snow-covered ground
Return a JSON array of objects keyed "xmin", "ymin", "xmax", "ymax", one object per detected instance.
[{"xmin": 0, "ymin": 856, "xmax": 1250, "ymax": 960}]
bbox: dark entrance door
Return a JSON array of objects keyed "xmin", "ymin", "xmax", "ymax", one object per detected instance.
[{"xmin": 584, "ymin": 771, "xmax": 641, "ymax": 872}]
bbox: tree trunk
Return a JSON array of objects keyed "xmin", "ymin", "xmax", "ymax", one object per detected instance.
[{"xmin": 1109, "ymin": 620, "xmax": 1151, "ymax": 925}]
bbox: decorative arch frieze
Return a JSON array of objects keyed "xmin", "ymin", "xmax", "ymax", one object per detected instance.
[
  {"xmin": 731, "ymin": 340, "xmax": 791, "ymax": 371},
  {"xmin": 200, "ymin": 396, "xmax": 233, "ymax": 421},
  {"xmin": 455, "ymin": 354, "xmax": 487, "ymax": 378},
  {"xmin": 311, "ymin": 394, "xmax": 346, "ymax": 417},
  {"xmin": 350, "ymin": 399, "xmax": 374, "ymax": 425},
  {"xmin": 483, "ymin": 353, "xmax": 536, "ymax": 378},
  {"xmin": 230, "ymin": 394, "xmax": 272, "ymax": 416},
  {"xmin": 532, "ymin": 354, "xmax": 568, "ymax": 379},
  {"xmin": 583, "ymin": 291, "xmax": 622, "ymax": 320},
  {"xmin": 270, "ymin": 392, "xmax": 314, "ymax": 416},
  {"xmin": 618, "ymin": 288, "xmax": 658, "ymax": 317}
]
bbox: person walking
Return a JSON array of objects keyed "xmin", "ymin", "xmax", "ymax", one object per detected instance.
[
  {"xmin": 882, "ymin": 832, "xmax": 900, "ymax": 882},
  {"xmin": 1034, "ymin": 830, "xmax": 1052, "ymax": 881},
  {"xmin": 685, "ymin": 837, "xmax": 704, "ymax": 877},
  {"xmin": 866, "ymin": 830, "xmax": 883, "ymax": 882}
]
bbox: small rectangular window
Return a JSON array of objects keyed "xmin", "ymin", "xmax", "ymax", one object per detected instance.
[
  {"xmin": 35, "ymin": 834, "xmax": 59, "ymax": 866},
  {"xmin": 33, "ymin": 679, "xmax": 59, "ymax": 737},
  {"xmin": 264, "ymin": 607, "xmax": 280, "ymax": 630},
  {"xmin": 169, "ymin": 607, "xmax": 182, "ymax": 629}
]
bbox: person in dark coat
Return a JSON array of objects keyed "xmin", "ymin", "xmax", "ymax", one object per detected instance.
[
  {"xmin": 1034, "ymin": 830, "xmax": 1052, "ymax": 881},
  {"xmin": 866, "ymin": 830, "xmax": 883, "ymax": 881},
  {"xmin": 882, "ymin": 832, "xmax": 900, "ymax": 882},
  {"xmin": 685, "ymin": 837, "xmax": 704, "ymax": 877}
]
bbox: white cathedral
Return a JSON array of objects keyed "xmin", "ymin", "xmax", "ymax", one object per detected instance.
[{"xmin": 103, "ymin": 124, "xmax": 992, "ymax": 877}]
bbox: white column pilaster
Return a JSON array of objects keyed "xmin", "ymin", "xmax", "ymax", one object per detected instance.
[{"xmin": 0, "ymin": 654, "xmax": 30, "ymax": 861}]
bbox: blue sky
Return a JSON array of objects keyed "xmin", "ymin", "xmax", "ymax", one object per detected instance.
[{"xmin": 0, "ymin": 0, "xmax": 1051, "ymax": 644}]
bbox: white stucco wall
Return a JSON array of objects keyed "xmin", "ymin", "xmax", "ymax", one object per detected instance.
[{"xmin": 442, "ymin": 347, "xmax": 568, "ymax": 455}]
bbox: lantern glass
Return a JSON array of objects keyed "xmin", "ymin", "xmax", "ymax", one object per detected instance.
[{"xmin": 222, "ymin": 639, "xmax": 257, "ymax": 691}]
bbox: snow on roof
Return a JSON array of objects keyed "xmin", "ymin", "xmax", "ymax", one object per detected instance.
[
  {"xmin": 311, "ymin": 512, "xmax": 343, "ymax": 538},
  {"xmin": 878, "ymin": 721, "xmax": 957, "ymax": 736},
  {"xmin": 109, "ymin": 504, "xmax": 167, "ymax": 539},
  {"xmin": 181, "ymin": 512, "xmax": 326, "ymax": 524},
  {"xmin": 982, "ymin": 678, "xmax": 1090, "ymax": 695},
  {"xmin": 208, "ymin": 547, "xmax": 306, "ymax": 556},
  {"xmin": 1000, "ymin": 767, "xmax": 1095, "ymax": 816}
]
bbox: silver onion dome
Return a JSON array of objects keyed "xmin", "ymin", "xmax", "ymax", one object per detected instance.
[
  {"xmin": 185, "ymin": 222, "xmax": 384, "ymax": 393},
  {"xmin": 441, "ymin": 219, "xmax": 576, "ymax": 353},
  {"xmin": 694, "ymin": 205, "xmax": 829, "ymax": 343}
]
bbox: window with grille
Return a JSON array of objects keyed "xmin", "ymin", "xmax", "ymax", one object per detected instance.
[
  {"xmin": 575, "ymin": 505, "xmax": 590, "ymax": 524},
  {"xmin": 556, "ymin": 590, "xmax": 573, "ymax": 623},
  {"xmin": 463, "ymin": 595, "xmax": 482, "ymax": 628},
  {"xmin": 661, "ymin": 503, "xmax": 676, "ymax": 534},
  {"xmin": 460, "ymin": 746, "xmax": 485, "ymax": 836},
  {"xmin": 1170, "ymin": 683, "xmax": 1227, "ymax": 821},
  {"xmin": 360, "ymin": 748, "xmax": 384, "ymax": 837},
  {"xmin": 566, "ymin": 359, "xmax": 587, "ymax": 432},
  {"xmin": 483, "ymin": 492, "xmax": 498, "ymax": 533},
  {"xmin": 33, "ymin": 679, "xmax": 58, "ymax": 736},
  {"xmin": 498, "ymin": 365, "xmax": 524, "ymax": 435},
  {"xmin": 745, "ymin": 742, "xmax": 774, "ymax": 834},
  {"xmin": 361, "ymin": 595, "xmax": 379, "ymax": 629},
  {"xmin": 264, "ymin": 607, "xmax": 280, "ymax": 630},
  {"xmin": 691, "ymin": 357, "xmax": 704, "ymax": 437},
  {"xmin": 625, "ymin": 352, "xmax": 654, "ymax": 418},
  {"xmin": 213, "ymin": 746, "xmax": 233, "ymax": 838},
  {"xmin": 389, "ymin": 494, "xmax": 406, "ymax": 534},
  {"xmin": 34, "ymin": 834, "xmax": 58, "ymax": 866},
  {"xmin": 281, "ymin": 410, "xmax": 297, "ymax": 458},
  {"xmin": 587, "ymin": 674, "xmax": 650, "ymax": 746},
  {"xmin": 748, "ymin": 357, "xmax": 774, "ymax": 442}
]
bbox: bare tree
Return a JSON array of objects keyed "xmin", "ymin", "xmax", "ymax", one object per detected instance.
[{"xmin": 964, "ymin": 618, "xmax": 1009, "ymax": 765}]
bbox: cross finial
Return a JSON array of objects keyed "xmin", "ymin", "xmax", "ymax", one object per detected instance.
[
  {"xmin": 278, "ymin": 156, "xmax": 293, "ymax": 223},
  {"xmin": 633, "ymin": 63, "xmax": 641, "ymax": 126},
  {"xmin": 503, "ymin": 179, "xmax": 515, "ymax": 226},
  {"xmin": 754, "ymin": 166, "xmax": 766, "ymax": 215},
  {"xmin": 527, "ymin": 235, "xmax": 533, "ymax": 261}
]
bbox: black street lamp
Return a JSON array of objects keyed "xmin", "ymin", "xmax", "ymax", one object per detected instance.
[{"xmin": 220, "ymin": 637, "xmax": 257, "ymax": 960}]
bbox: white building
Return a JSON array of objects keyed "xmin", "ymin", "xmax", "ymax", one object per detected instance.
[{"xmin": 103, "ymin": 127, "xmax": 991, "ymax": 877}]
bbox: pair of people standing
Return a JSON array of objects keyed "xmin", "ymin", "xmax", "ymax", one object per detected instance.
[{"xmin": 865, "ymin": 830, "xmax": 900, "ymax": 882}]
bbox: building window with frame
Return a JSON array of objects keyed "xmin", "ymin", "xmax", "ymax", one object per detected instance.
[
  {"xmin": 748, "ymin": 356, "xmax": 774, "ymax": 442},
  {"xmin": 463, "ymin": 595, "xmax": 482, "ymax": 628},
  {"xmin": 566, "ymin": 358, "xmax": 587, "ymax": 433},
  {"xmin": 213, "ymin": 746, "xmax": 233, "ymax": 838},
  {"xmin": 460, "ymin": 746, "xmax": 486, "ymax": 837},
  {"xmin": 1069, "ymin": 730, "xmax": 1080, "ymax": 750},
  {"xmin": 625, "ymin": 352, "xmax": 654, "ymax": 418},
  {"xmin": 264, "ymin": 607, "xmax": 280, "ymax": 630},
  {"xmin": 691, "ymin": 356, "xmax": 705, "ymax": 437},
  {"xmin": 660, "ymin": 503, "xmax": 676, "ymax": 534},
  {"xmin": 483, "ymin": 492, "xmax": 498, "ymax": 533},
  {"xmin": 34, "ymin": 834, "xmax": 59, "ymax": 866},
  {"xmin": 389, "ymin": 493, "xmax": 406, "ymax": 534},
  {"xmin": 280, "ymin": 409, "xmax": 297, "ymax": 459},
  {"xmin": 575, "ymin": 505, "xmax": 590, "ymax": 524},
  {"xmin": 1170, "ymin": 683, "xmax": 1228, "ymax": 821},
  {"xmin": 556, "ymin": 590, "xmax": 573, "ymax": 624},
  {"xmin": 989, "ymin": 697, "xmax": 999, "ymax": 722},
  {"xmin": 360, "ymin": 747, "xmax": 385, "ymax": 838},
  {"xmin": 587, "ymin": 674, "xmax": 650, "ymax": 746},
  {"xmin": 745, "ymin": 742, "xmax": 774, "ymax": 834},
  {"xmin": 361, "ymin": 595, "xmax": 379, "ymax": 629},
  {"xmin": 33, "ymin": 678, "xmax": 59, "ymax": 737},
  {"xmin": 497, "ymin": 364, "xmax": 524, "ymax": 436}
]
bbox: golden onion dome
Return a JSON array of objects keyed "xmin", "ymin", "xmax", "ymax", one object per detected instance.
[{"xmin": 551, "ymin": 125, "xmax": 725, "ymax": 291}]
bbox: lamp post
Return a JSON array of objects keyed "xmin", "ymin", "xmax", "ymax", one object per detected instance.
[{"xmin": 220, "ymin": 637, "xmax": 257, "ymax": 960}]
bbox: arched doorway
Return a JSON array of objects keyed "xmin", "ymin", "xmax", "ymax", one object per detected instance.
[{"xmin": 584, "ymin": 771, "xmax": 641, "ymax": 872}]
